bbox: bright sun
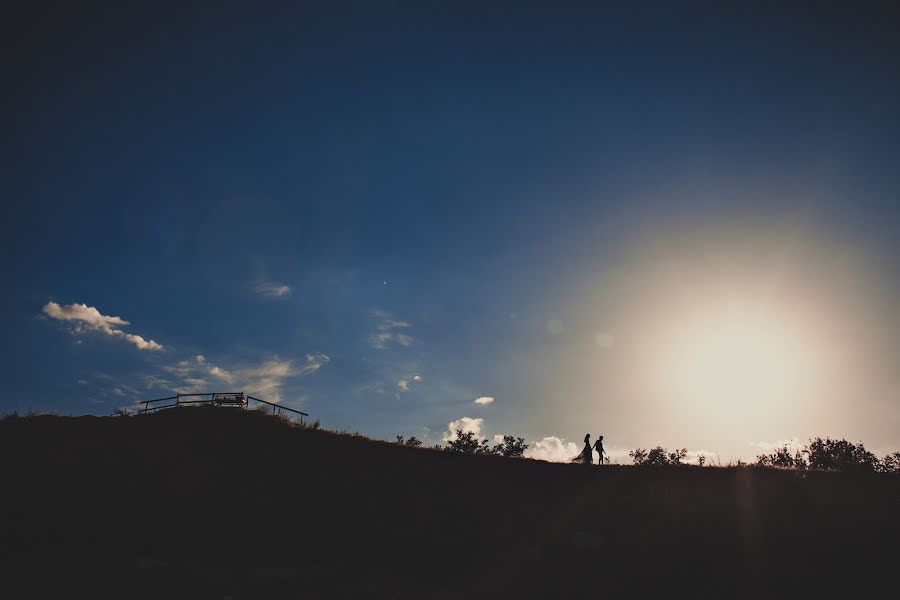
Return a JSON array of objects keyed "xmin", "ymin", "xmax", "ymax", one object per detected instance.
[{"xmin": 655, "ymin": 306, "xmax": 816, "ymax": 423}]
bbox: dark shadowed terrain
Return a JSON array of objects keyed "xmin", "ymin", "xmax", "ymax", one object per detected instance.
[{"xmin": 2, "ymin": 408, "xmax": 898, "ymax": 599}]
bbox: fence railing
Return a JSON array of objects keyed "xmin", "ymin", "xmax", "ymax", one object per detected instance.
[{"xmin": 138, "ymin": 392, "xmax": 308, "ymax": 423}]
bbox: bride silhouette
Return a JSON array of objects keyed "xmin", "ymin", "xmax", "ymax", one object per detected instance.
[{"xmin": 571, "ymin": 433, "xmax": 593, "ymax": 465}]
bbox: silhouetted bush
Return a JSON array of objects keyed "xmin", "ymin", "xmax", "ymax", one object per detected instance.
[
  {"xmin": 805, "ymin": 437, "xmax": 877, "ymax": 472},
  {"xmin": 877, "ymin": 452, "xmax": 900, "ymax": 473},
  {"xmin": 493, "ymin": 435, "xmax": 529, "ymax": 458},
  {"xmin": 629, "ymin": 448, "xmax": 648, "ymax": 464},
  {"xmin": 395, "ymin": 434, "xmax": 423, "ymax": 447},
  {"xmin": 668, "ymin": 448, "xmax": 687, "ymax": 465},
  {"xmin": 646, "ymin": 447, "xmax": 668, "ymax": 465},
  {"xmin": 755, "ymin": 445, "xmax": 807, "ymax": 469},
  {"xmin": 446, "ymin": 430, "xmax": 483, "ymax": 454},
  {"xmin": 444, "ymin": 430, "xmax": 528, "ymax": 457},
  {"xmin": 753, "ymin": 438, "xmax": 900, "ymax": 473},
  {"xmin": 630, "ymin": 446, "xmax": 688, "ymax": 466}
]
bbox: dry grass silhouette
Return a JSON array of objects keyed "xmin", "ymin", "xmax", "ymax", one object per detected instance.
[{"xmin": 1, "ymin": 407, "xmax": 898, "ymax": 598}]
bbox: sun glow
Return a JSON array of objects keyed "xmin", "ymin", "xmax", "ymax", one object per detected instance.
[
  {"xmin": 655, "ymin": 305, "xmax": 818, "ymax": 423},
  {"xmin": 564, "ymin": 219, "xmax": 898, "ymax": 451}
]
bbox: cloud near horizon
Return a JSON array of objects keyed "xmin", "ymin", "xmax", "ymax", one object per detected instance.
[
  {"xmin": 474, "ymin": 396, "xmax": 494, "ymax": 405},
  {"xmin": 443, "ymin": 417, "xmax": 484, "ymax": 442},
  {"xmin": 524, "ymin": 436, "xmax": 579, "ymax": 462},
  {"xmin": 42, "ymin": 301, "xmax": 163, "ymax": 351}
]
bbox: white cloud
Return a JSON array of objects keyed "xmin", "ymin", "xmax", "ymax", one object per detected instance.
[
  {"xmin": 396, "ymin": 374, "xmax": 422, "ymax": 393},
  {"xmin": 195, "ymin": 355, "xmax": 206, "ymax": 363},
  {"xmin": 43, "ymin": 302, "xmax": 128, "ymax": 329},
  {"xmin": 525, "ymin": 436, "xmax": 579, "ymax": 462},
  {"xmin": 42, "ymin": 301, "xmax": 163, "ymax": 351},
  {"xmin": 117, "ymin": 332, "xmax": 164, "ymax": 351},
  {"xmin": 254, "ymin": 281, "xmax": 292, "ymax": 298},
  {"xmin": 474, "ymin": 396, "xmax": 494, "ymax": 405},
  {"xmin": 369, "ymin": 310, "xmax": 414, "ymax": 349},
  {"xmin": 209, "ymin": 365, "xmax": 234, "ymax": 383},
  {"xmin": 443, "ymin": 417, "xmax": 484, "ymax": 442}
]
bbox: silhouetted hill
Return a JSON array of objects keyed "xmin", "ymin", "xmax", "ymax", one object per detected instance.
[{"xmin": 2, "ymin": 409, "xmax": 898, "ymax": 599}]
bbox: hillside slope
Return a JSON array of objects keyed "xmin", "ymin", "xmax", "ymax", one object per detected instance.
[{"xmin": 2, "ymin": 408, "xmax": 898, "ymax": 598}]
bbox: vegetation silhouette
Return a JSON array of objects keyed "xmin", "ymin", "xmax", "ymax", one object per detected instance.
[
  {"xmin": 1, "ymin": 407, "xmax": 898, "ymax": 598},
  {"xmin": 755, "ymin": 437, "xmax": 900, "ymax": 473},
  {"xmin": 629, "ymin": 446, "xmax": 688, "ymax": 466},
  {"xmin": 437, "ymin": 429, "xmax": 529, "ymax": 457}
]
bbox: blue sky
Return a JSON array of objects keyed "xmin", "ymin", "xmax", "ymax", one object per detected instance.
[{"xmin": 3, "ymin": 1, "xmax": 899, "ymax": 461}]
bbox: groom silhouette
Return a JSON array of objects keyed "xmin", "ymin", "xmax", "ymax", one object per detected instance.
[{"xmin": 593, "ymin": 435, "xmax": 605, "ymax": 465}]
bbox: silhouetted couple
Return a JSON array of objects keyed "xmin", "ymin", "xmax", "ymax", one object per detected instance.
[{"xmin": 574, "ymin": 433, "xmax": 605, "ymax": 465}]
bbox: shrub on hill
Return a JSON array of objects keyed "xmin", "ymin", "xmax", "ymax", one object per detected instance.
[
  {"xmin": 754, "ymin": 438, "xmax": 900, "ymax": 472},
  {"xmin": 395, "ymin": 435, "xmax": 422, "ymax": 447},
  {"xmin": 493, "ymin": 435, "xmax": 529, "ymax": 458},
  {"xmin": 629, "ymin": 446, "xmax": 689, "ymax": 466},
  {"xmin": 805, "ymin": 437, "xmax": 878, "ymax": 472},
  {"xmin": 755, "ymin": 445, "xmax": 807, "ymax": 469},
  {"xmin": 442, "ymin": 430, "xmax": 528, "ymax": 457},
  {"xmin": 879, "ymin": 452, "xmax": 900, "ymax": 473}
]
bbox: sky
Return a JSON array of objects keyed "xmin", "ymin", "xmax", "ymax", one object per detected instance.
[{"xmin": 3, "ymin": 1, "xmax": 899, "ymax": 462}]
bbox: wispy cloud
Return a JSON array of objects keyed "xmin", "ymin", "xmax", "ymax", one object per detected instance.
[
  {"xmin": 151, "ymin": 352, "xmax": 329, "ymax": 403},
  {"xmin": 474, "ymin": 396, "xmax": 494, "ymax": 405},
  {"xmin": 296, "ymin": 353, "xmax": 330, "ymax": 376},
  {"xmin": 254, "ymin": 281, "xmax": 292, "ymax": 299},
  {"xmin": 369, "ymin": 310, "xmax": 414, "ymax": 349},
  {"xmin": 42, "ymin": 301, "xmax": 163, "ymax": 351}
]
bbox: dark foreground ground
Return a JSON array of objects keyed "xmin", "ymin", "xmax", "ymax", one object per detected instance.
[{"xmin": 2, "ymin": 409, "xmax": 898, "ymax": 599}]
